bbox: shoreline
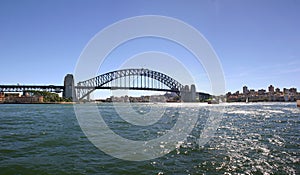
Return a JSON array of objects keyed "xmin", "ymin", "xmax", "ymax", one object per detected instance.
[
  {"xmin": 0, "ymin": 102, "xmax": 75, "ymax": 104},
  {"xmin": 0, "ymin": 101, "xmax": 298, "ymax": 105}
]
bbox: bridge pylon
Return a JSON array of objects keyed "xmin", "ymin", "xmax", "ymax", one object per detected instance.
[
  {"xmin": 63, "ymin": 74, "xmax": 76, "ymax": 100},
  {"xmin": 180, "ymin": 84, "xmax": 196, "ymax": 102}
]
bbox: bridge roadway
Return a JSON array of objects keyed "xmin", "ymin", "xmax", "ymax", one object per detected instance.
[
  {"xmin": 0, "ymin": 85, "xmax": 64, "ymax": 93},
  {"xmin": 78, "ymin": 86, "xmax": 179, "ymax": 92},
  {"xmin": 0, "ymin": 85, "xmax": 178, "ymax": 93}
]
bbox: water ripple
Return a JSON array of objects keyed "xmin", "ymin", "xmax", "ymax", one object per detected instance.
[{"xmin": 0, "ymin": 103, "xmax": 299, "ymax": 174}]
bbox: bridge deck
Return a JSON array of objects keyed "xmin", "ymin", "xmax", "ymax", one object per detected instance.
[
  {"xmin": 96, "ymin": 86, "xmax": 179, "ymax": 92},
  {"xmin": 0, "ymin": 85, "xmax": 64, "ymax": 92}
]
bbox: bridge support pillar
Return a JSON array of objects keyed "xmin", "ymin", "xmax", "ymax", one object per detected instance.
[
  {"xmin": 63, "ymin": 74, "xmax": 75, "ymax": 100},
  {"xmin": 180, "ymin": 84, "xmax": 196, "ymax": 102}
]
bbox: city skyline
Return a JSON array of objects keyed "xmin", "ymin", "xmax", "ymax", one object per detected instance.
[
  {"xmin": 0, "ymin": 0, "xmax": 299, "ymax": 98},
  {"xmin": 226, "ymin": 84, "xmax": 299, "ymax": 102},
  {"xmin": 231, "ymin": 84, "xmax": 299, "ymax": 94}
]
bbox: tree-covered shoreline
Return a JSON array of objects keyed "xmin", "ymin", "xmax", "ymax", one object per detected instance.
[{"xmin": 27, "ymin": 91, "xmax": 72, "ymax": 103}]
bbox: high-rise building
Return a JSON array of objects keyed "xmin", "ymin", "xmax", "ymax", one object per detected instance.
[
  {"xmin": 258, "ymin": 89, "xmax": 266, "ymax": 95},
  {"xmin": 283, "ymin": 88, "xmax": 289, "ymax": 94},
  {"xmin": 249, "ymin": 89, "xmax": 255, "ymax": 95},
  {"xmin": 268, "ymin": 85, "xmax": 274, "ymax": 93},
  {"xmin": 243, "ymin": 86, "xmax": 249, "ymax": 94},
  {"xmin": 289, "ymin": 88, "xmax": 297, "ymax": 95},
  {"xmin": 289, "ymin": 88, "xmax": 297, "ymax": 93}
]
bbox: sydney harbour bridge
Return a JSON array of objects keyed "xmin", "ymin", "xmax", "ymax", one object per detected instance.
[{"xmin": 0, "ymin": 68, "xmax": 210, "ymax": 102}]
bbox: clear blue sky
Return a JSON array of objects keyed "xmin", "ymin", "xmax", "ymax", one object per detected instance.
[{"xmin": 0, "ymin": 0, "xmax": 299, "ymax": 96}]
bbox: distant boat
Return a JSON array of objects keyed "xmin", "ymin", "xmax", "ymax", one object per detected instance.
[
  {"xmin": 246, "ymin": 97, "xmax": 249, "ymax": 103},
  {"xmin": 297, "ymin": 100, "xmax": 300, "ymax": 107}
]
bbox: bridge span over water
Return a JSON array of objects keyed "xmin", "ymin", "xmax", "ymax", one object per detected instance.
[{"xmin": 0, "ymin": 68, "xmax": 210, "ymax": 102}]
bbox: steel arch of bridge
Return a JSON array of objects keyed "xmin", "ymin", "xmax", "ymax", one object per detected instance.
[{"xmin": 76, "ymin": 68, "xmax": 184, "ymax": 100}]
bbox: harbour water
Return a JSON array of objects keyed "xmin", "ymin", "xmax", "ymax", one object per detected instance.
[{"xmin": 0, "ymin": 103, "xmax": 299, "ymax": 174}]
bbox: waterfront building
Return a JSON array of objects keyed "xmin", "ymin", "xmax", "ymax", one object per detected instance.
[
  {"xmin": 227, "ymin": 85, "xmax": 299, "ymax": 102},
  {"xmin": 284, "ymin": 95, "xmax": 289, "ymax": 102},
  {"xmin": 0, "ymin": 92, "xmax": 5, "ymax": 103},
  {"xmin": 4, "ymin": 95, "xmax": 43, "ymax": 103},
  {"xmin": 197, "ymin": 92, "xmax": 211, "ymax": 101},
  {"xmin": 258, "ymin": 89, "xmax": 266, "ymax": 95},
  {"xmin": 283, "ymin": 88, "xmax": 289, "ymax": 94},
  {"xmin": 289, "ymin": 88, "xmax": 297, "ymax": 95},
  {"xmin": 249, "ymin": 89, "xmax": 256, "ymax": 96},
  {"xmin": 268, "ymin": 85, "xmax": 274, "ymax": 93},
  {"xmin": 5, "ymin": 93, "xmax": 20, "ymax": 97},
  {"xmin": 243, "ymin": 86, "xmax": 249, "ymax": 94}
]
